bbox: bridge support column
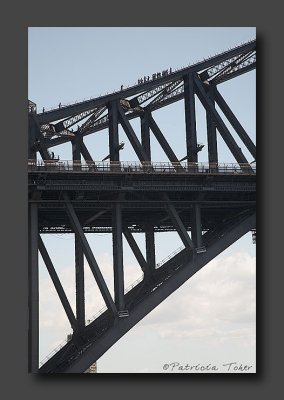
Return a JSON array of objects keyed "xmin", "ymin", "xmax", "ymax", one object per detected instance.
[
  {"xmin": 191, "ymin": 203, "xmax": 203, "ymax": 249},
  {"xmin": 72, "ymin": 135, "xmax": 81, "ymax": 161},
  {"xmin": 28, "ymin": 202, "xmax": 39, "ymax": 373},
  {"xmin": 72, "ymin": 134, "xmax": 82, "ymax": 171},
  {"xmin": 184, "ymin": 72, "xmax": 198, "ymax": 163},
  {"xmin": 75, "ymin": 235, "xmax": 85, "ymax": 329},
  {"xmin": 206, "ymin": 84, "xmax": 218, "ymax": 165},
  {"xmin": 112, "ymin": 202, "xmax": 125, "ymax": 311},
  {"xmin": 140, "ymin": 112, "xmax": 151, "ymax": 160},
  {"xmin": 108, "ymin": 101, "xmax": 120, "ymax": 162},
  {"xmin": 145, "ymin": 225, "xmax": 156, "ymax": 273}
]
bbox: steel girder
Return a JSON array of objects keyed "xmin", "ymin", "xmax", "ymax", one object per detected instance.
[
  {"xmin": 32, "ymin": 39, "xmax": 255, "ymax": 126},
  {"xmin": 28, "ymin": 40, "xmax": 256, "ymax": 167},
  {"xmin": 30, "ymin": 180, "xmax": 255, "ymax": 372},
  {"xmin": 28, "ymin": 39, "xmax": 256, "ymax": 373},
  {"xmin": 37, "ymin": 211, "xmax": 255, "ymax": 373}
]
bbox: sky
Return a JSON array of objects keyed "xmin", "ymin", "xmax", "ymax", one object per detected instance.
[{"xmin": 29, "ymin": 27, "xmax": 256, "ymax": 373}]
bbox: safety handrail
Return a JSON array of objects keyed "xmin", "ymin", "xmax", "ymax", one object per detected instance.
[{"xmin": 28, "ymin": 160, "xmax": 256, "ymax": 175}]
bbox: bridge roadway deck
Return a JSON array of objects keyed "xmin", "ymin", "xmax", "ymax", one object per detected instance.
[{"xmin": 28, "ymin": 161, "xmax": 256, "ymax": 234}]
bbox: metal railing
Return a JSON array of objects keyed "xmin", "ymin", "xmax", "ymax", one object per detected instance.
[
  {"xmin": 28, "ymin": 160, "xmax": 256, "ymax": 175},
  {"xmin": 39, "ymin": 338, "xmax": 70, "ymax": 367},
  {"xmin": 155, "ymin": 245, "xmax": 185, "ymax": 268}
]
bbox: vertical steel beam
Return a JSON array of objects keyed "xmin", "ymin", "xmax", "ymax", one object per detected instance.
[
  {"xmin": 72, "ymin": 135, "xmax": 81, "ymax": 161},
  {"xmin": 112, "ymin": 202, "xmax": 125, "ymax": 310},
  {"xmin": 28, "ymin": 202, "xmax": 39, "ymax": 373},
  {"xmin": 140, "ymin": 111, "xmax": 151, "ymax": 160},
  {"xmin": 206, "ymin": 84, "xmax": 218, "ymax": 164},
  {"xmin": 145, "ymin": 224, "xmax": 156, "ymax": 273},
  {"xmin": 191, "ymin": 204, "xmax": 203, "ymax": 248},
  {"xmin": 38, "ymin": 236, "xmax": 77, "ymax": 329},
  {"xmin": 63, "ymin": 193, "xmax": 117, "ymax": 315},
  {"xmin": 75, "ymin": 235, "xmax": 85, "ymax": 329},
  {"xmin": 108, "ymin": 101, "xmax": 120, "ymax": 161},
  {"xmin": 72, "ymin": 134, "xmax": 81, "ymax": 171},
  {"xmin": 184, "ymin": 72, "xmax": 198, "ymax": 163}
]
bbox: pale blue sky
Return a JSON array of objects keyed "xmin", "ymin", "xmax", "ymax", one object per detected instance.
[{"xmin": 29, "ymin": 27, "xmax": 256, "ymax": 373}]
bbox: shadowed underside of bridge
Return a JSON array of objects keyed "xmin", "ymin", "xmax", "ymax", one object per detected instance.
[{"xmin": 28, "ymin": 39, "xmax": 256, "ymax": 373}]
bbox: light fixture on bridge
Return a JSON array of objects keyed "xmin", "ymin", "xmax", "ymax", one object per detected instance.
[
  {"xmin": 118, "ymin": 310, "xmax": 129, "ymax": 318},
  {"xmin": 196, "ymin": 246, "xmax": 206, "ymax": 253}
]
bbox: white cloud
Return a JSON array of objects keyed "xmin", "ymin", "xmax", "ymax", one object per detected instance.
[
  {"xmin": 39, "ymin": 251, "xmax": 256, "ymax": 364},
  {"xmin": 138, "ymin": 252, "xmax": 256, "ymax": 348}
]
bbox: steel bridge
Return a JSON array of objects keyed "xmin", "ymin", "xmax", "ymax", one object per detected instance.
[{"xmin": 28, "ymin": 39, "xmax": 256, "ymax": 373}]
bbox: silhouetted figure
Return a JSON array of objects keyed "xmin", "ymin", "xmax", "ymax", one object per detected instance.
[
  {"xmin": 196, "ymin": 144, "xmax": 205, "ymax": 153},
  {"xmin": 42, "ymin": 107, "xmax": 45, "ymax": 113},
  {"xmin": 59, "ymin": 102, "xmax": 61, "ymax": 108}
]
